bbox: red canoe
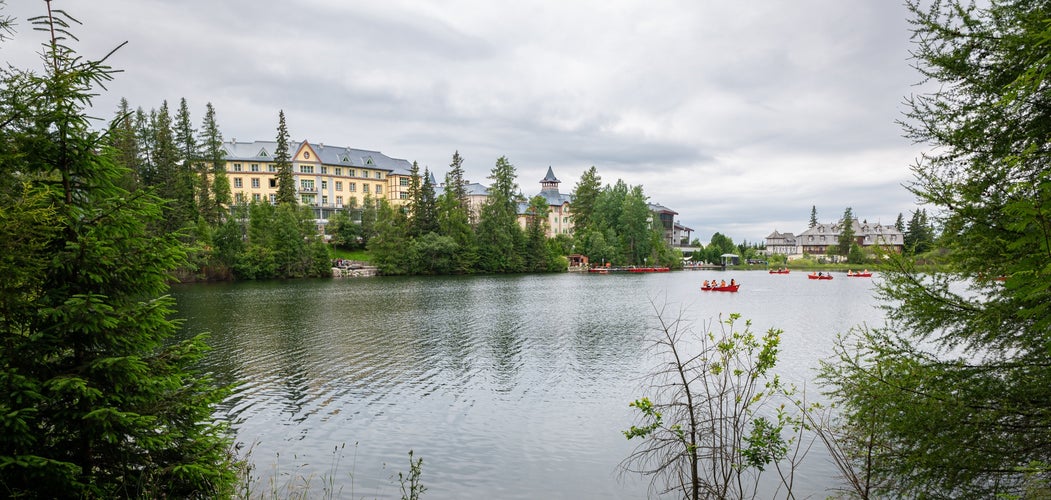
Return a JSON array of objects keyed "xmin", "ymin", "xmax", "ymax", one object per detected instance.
[
  {"xmin": 701, "ymin": 284, "xmax": 740, "ymax": 292},
  {"xmin": 807, "ymin": 273, "xmax": 834, "ymax": 280},
  {"xmin": 768, "ymin": 269, "xmax": 790, "ymax": 274},
  {"xmin": 846, "ymin": 271, "xmax": 873, "ymax": 277}
]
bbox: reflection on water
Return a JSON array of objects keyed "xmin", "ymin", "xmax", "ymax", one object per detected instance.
[{"xmin": 172, "ymin": 271, "xmax": 885, "ymax": 499}]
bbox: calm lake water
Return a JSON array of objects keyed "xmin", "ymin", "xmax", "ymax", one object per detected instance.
[{"xmin": 172, "ymin": 270, "xmax": 887, "ymax": 499}]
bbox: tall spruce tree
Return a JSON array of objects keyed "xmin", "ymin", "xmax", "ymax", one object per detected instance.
[
  {"xmin": 274, "ymin": 110, "xmax": 296, "ymax": 205},
  {"xmin": 837, "ymin": 207, "xmax": 855, "ymax": 257},
  {"xmin": 820, "ymin": 1, "xmax": 1051, "ymax": 497},
  {"xmin": 0, "ymin": 4, "xmax": 237, "ymax": 496},
  {"xmin": 476, "ymin": 156, "xmax": 524, "ymax": 272},
  {"xmin": 109, "ymin": 97, "xmax": 140, "ymax": 191},
  {"xmin": 571, "ymin": 165, "xmax": 602, "ymax": 236},
  {"xmin": 173, "ymin": 97, "xmax": 200, "ymax": 221},
  {"xmin": 200, "ymin": 102, "xmax": 230, "ymax": 223},
  {"xmin": 809, "ymin": 205, "xmax": 818, "ymax": 228}
]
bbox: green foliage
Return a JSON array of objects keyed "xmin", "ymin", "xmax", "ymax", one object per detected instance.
[
  {"xmin": 622, "ymin": 308, "xmax": 803, "ymax": 499},
  {"xmin": 274, "ymin": 110, "xmax": 296, "ymax": 205},
  {"xmin": 476, "ymin": 156, "xmax": 525, "ymax": 272},
  {"xmin": 0, "ymin": 4, "xmax": 237, "ymax": 496},
  {"xmin": 820, "ymin": 1, "xmax": 1051, "ymax": 497},
  {"xmin": 397, "ymin": 450, "xmax": 426, "ymax": 500},
  {"xmin": 837, "ymin": 207, "xmax": 855, "ymax": 257}
]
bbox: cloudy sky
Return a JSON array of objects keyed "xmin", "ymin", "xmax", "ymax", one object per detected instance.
[{"xmin": 3, "ymin": 0, "xmax": 928, "ymax": 243}]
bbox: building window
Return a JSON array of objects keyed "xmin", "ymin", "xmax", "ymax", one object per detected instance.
[
  {"xmin": 349, "ymin": 183, "xmax": 356, "ymax": 192},
  {"xmin": 300, "ymin": 179, "xmax": 315, "ymax": 191},
  {"xmin": 321, "ymin": 180, "xmax": 328, "ymax": 190},
  {"xmin": 235, "ymin": 192, "xmax": 246, "ymax": 203},
  {"xmin": 363, "ymin": 184, "xmax": 370, "ymax": 194},
  {"xmin": 252, "ymin": 193, "xmax": 261, "ymax": 202},
  {"xmin": 375, "ymin": 172, "xmax": 383, "ymax": 179},
  {"xmin": 321, "ymin": 166, "xmax": 328, "ymax": 174},
  {"xmin": 269, "ymin": 193, "xmax": 276, "ymax": 204},
  {"xmin": 233, "ymin": 178, "xmax": 243, "ymax": 188},
  {"xmin": 322, "ymin": 195, "xmax": 329, "ymax": 205},
  {"xmin": 400, "ymin": 192, "xmax": 408, "ymax": 199},
  {"xmin": 335, "ymin": 181, "xmax": 343, "ymax": 191},
  {"xmin": 375, "ymin": 184, "xmax": 382, "ymax": 194},
  {"xmin": 233, "ymin": 163, "xmax": 243, "ymax": 172},
  {"xmin": 251, "ymin": 178, "xmax": 260, "ymax": 188},
  {"xmin": 400, "ymin": 178, "xmax": 409, "ymax": 186},
  {"xmin": 348, "ymin": 169, "xmax": 356, "ymax": 177},
  {"xmin": 336, "ymin": 196, "xmax": 343, "ymax": 206},
  {"xmin": 268, "ymin": 164, "xmax": 276, "ymax": 172},
  {"xmin": 250, "ymin": 163, "xmax": 259, "ymax": 172},
  {"xmin": 269, "ymin": 178, "xmax": 277, "ymax": 188},
  {"xmin": 300, "ymin": 165, "xmax": 314, "ymax": 174},
  {"xmin": 335, "ymin": 167, "xmax": 342, "ymax": 176}
]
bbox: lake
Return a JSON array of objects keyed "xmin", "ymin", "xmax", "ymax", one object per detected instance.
[{"xmin": 171, "ymin": 270, "xmax": 887, "ymax": 499}]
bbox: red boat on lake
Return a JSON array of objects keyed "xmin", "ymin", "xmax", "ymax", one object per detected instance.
[
  {"xmin": 768, "ymin": 269, "xmax": 790, "ymax": 274},
  {"xmin": 846, "ymin": 270, "xmax": 873, "ymax": 277},
  {"xmin": 701, "ymin": 284, "xmax": 740, "ymax": 292},
  {"xmin": 808, "ymin": 273, "xmax": 834, "ymax": 280}
]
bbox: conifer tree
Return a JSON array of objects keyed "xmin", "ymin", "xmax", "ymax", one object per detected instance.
[
  {"xmin": 0, "ymin": 4, "xmax": 237, "ymax": 496},
  {"xmin": 109, "ymin": 97, "xmax": 140, "ymax": 191},
  {"xmin": 274, "ymin": 110, "xmax": 296, "ymax": 205},
  {"xmin": 571, "ymin": 166, "xmax": 602, "ymax": 236},
  {"xmin": 200, "ymin": 102, "xmax": 230, "ymax": 223},
  {"xmin": 476, "ymin": 156, "xmax": 524, "ymax": 272},
  {"xmin": 837, "ymin": 207, "xmax": 855, "ymax": 257},
  {"xmin": 809, "ymin": 205, "xmax": 818, "ymax": 228},
  {"xmin": 821, "ymin": 1, "xmax": 1051, "ymax": 496}
]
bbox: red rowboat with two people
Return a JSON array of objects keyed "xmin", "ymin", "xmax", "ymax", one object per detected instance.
[
  {"xmin": 701, "ymin": 279, "xmax": 740, "ymax": 292},
  {"xmin": 808, "ymin": 272, "xmax": 834, "ymax": 280},
  {"xmin": 846, "ymin": 270, "xmax": 873, "ymax": 277}
]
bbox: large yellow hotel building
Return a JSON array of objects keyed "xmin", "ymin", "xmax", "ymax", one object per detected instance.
[{"xmin": 223, "ymin": 140, "xmax": 414, "ymax": 219}]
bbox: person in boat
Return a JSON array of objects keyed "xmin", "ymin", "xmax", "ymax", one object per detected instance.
[
  {"xmin": 730, "ymin": 278, "xmax": 736, "ymax": 286},
  {"xmin": 703, "ymin": 280, "xmax": 710, "ymax": 288},
  {"xmin": 720, "ymin": 280, "xmax": 726, "ymax": 287}
]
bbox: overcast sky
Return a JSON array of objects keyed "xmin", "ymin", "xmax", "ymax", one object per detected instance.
[{"xmin": 3, "ymin": 0, "xmax": 929, "ymax": 243}]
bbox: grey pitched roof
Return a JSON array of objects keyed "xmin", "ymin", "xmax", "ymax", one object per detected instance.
[
  {"xmin": 648, "ymin": 203, "xmax": 678, "ymax": 215},
  {"xmin": 541, "ymin": 166, "xmax": 559, "ymax": 183},
  {"xmin": 221, "ymin": 140, "xmax": 412, "ymax": 172},
  {"xmin": 798, "ymin": 219, "xmax": 904, "ymax": 240}
]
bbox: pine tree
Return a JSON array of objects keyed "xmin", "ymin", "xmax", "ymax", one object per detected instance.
[
  {"xmin": 809, "ymin": 205, "xmax": 818, "ymax": 228},
  {"xmin": 173, "ymin": 97, "xmax": 200, "ymax": 222},
  {"xmin": 476, "ymin": 156, "xmax": 524, "ymax": 272},
  {"xmin": 571, "ymin": 166, "xmax": 602, "ymax": 236},
  {"xmin": 0, "ymin": 4, "xmax": 237, "ymax": 496},
  {"xmin": 274, "ymin": 110, "xmax": 297, "ymax": 205},
  {"xmin": 821, "ymin": 1, "xmax": 1051, "ymax": 496},
  {"xmin": 447, "ymin": 150, "xmax": 468, "ymax": 211},
  {"xmin": 837, "ymin": 207, "xmax": 855, "ymax": 257},
  {"xmin": 109, "ymin": 97, "xmax": 140, "ymax": 191},
  {"xmin": 200, "ymin": 102, "xmax": 230, "ymax": 223}
]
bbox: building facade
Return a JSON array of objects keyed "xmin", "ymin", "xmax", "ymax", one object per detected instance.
[
  {"xmin": 516, "ymin": 167, "xmax": 574, "ymax": 238},
  {"xmin": 764, "ymin": 230, "xmax": 800, "ymax": 255},
  {"xmin": 222, "ymin": 140, "xmax": 412, "ymax": 216},
  {"xmin": 797, "ymin": 219, "xmax": 904, "ymax": 255}
]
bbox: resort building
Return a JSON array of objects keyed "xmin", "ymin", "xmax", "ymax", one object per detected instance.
[
  {"xmin": 516, "ymin": 167, "xmax": 574, "ymax": 237},
  {"xmin": 649, "ymin": 203, "xmax": 678, "ymax": 246},
  {"xmin": 221, "ymin": 139, "xmax": 412, "ymax": 221},
  {"xmin": 797, "ymin": 219, "xmax": 904, "ymax": 255},
  {"xmin": 764, "ymin": 230, "xmax": 800, "ymax": 255}
]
